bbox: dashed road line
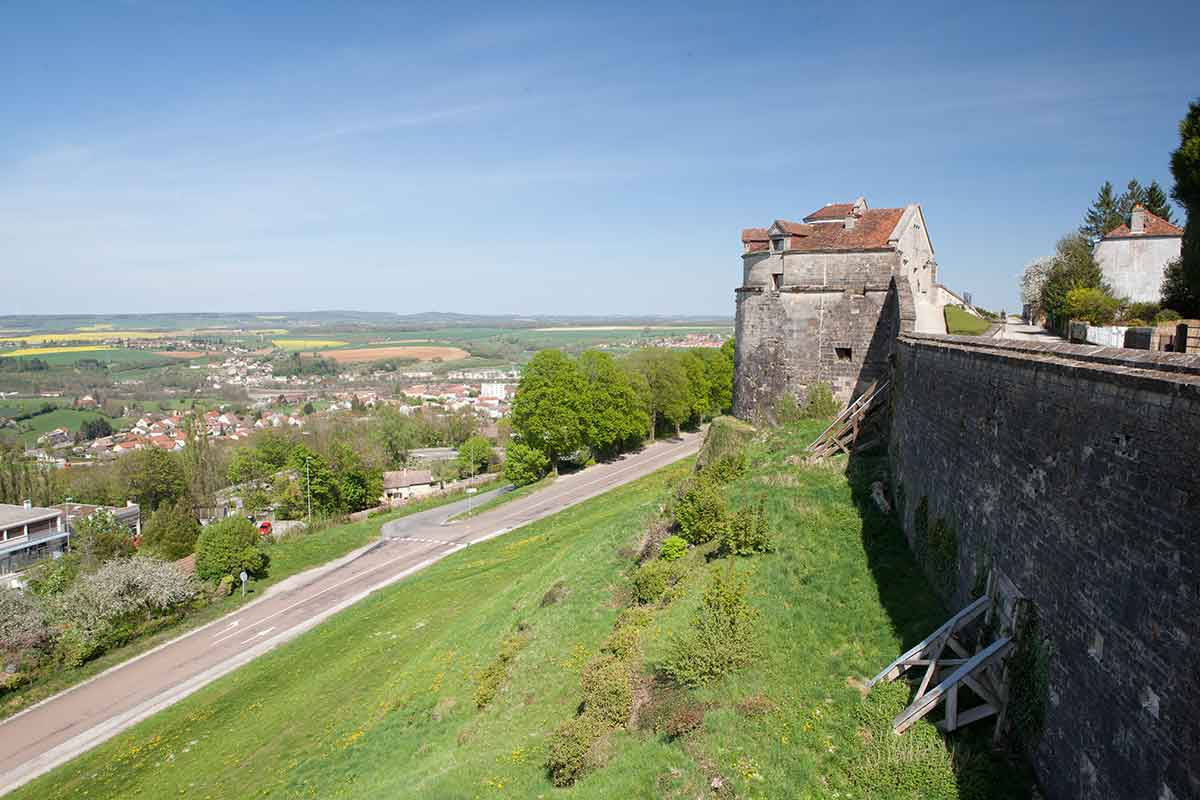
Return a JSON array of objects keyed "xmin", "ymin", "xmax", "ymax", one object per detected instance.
[{"xmin": 393, "ymin": 536, "xmax": 466, "ymax": 547}]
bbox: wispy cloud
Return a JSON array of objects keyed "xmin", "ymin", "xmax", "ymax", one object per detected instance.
[{"xmin": 306, "ymin": 102, "xmax": 496, "ymax": 142}]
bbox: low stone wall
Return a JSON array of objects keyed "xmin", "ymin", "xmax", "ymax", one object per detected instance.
[{"xmin": 888, "ymin": 333, "xmax": 1199, "ymax": 800}]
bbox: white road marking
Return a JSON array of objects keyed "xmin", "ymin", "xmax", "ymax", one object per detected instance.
[
  {"xmin": 239, "ymin": 627, "xmax": 276, "ymax": 645},
  {"xmin": 211, "ymin": 621, "xmax": 239, "ymax": 639}
]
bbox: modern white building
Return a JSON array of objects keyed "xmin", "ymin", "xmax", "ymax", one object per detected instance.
[{"xmin": 1095, "ymin": 205, "xmax": 1183, "ymax": 303}]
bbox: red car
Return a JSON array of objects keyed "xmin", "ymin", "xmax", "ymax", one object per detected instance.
[{"xmin": 258, "ymin": 520, "xmax": 273, "ymax": 537}]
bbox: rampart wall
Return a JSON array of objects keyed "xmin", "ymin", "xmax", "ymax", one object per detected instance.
[{"xmin": 888, "ymin": 333, "xmax": 1199, "ymax": 800}]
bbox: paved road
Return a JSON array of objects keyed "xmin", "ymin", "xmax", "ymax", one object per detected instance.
[
  {"xmin": 997, "ymin": 320, "xmax": 1063, "ymax": 344},
  {"xmin": 0, "ymin": 431, "xmax": 702, "ymax": 795}
]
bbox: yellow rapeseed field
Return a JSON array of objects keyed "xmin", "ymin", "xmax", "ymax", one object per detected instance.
[
  {"xmin": 0, "ymin": 331, "xmax": 170, "ymax": 344},
  {"xmin": 0, "ymin": 345, "xmax": 109, "ymax": 358},
  {"xmin": 271, "ymin": 338, "xmax": 348, "ymax": 350}
]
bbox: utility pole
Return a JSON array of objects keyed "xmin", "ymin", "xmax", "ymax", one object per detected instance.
[{"xmin": 306, "ymin": 456, "xmax": 312, "ymax": 526}]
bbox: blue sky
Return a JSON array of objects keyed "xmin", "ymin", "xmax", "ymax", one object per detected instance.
[{"xmin": 2, "ymin": 1, "xmax": 1197, "ymax": 317}]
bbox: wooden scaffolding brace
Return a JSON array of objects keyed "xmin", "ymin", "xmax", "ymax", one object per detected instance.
[
  {"xmin": 867, "ymin": 571, "xmax": 1021, "ymax": 735},
  {"xmin": 807, "ymin": 379, "xmax": 890, "ymax": 458}
]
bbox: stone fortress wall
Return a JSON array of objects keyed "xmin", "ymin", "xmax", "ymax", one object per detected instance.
[{"xmin": 888, "ymin": 333, "xmax": 1199, "ymax": 800}]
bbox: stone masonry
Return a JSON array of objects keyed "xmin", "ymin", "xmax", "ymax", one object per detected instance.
[
  {"xmin": 732, "ymin": 198, "xmax": 931, "ymax": 418},
  {"xmin": 889, "ymin": 333, "xmax": 1199, "ymax": 800}
]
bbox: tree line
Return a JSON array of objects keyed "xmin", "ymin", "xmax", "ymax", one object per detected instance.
[{"xmin": 505, "ymin": 343, "xmax": 734, "ymax": 484}]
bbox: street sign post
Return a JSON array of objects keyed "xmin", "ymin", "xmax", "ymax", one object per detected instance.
[
  {"xmin": 467, "ymin": 487, "xmax": 478, "ymax": 515},
  {"xmin": 240, "ymin": 570, "xmax": 248, "ymax": 598}
]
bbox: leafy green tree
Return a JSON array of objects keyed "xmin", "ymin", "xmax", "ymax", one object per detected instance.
[
  {"xmin": 302, "ymin": 402, "xmax": 315, "ymax": 415},
  {"xmin": 626, "ymin": 349, "xmax": 690, "ymax": 438},
  {"xmin": 1081, "ymin": 181, "xmax": 1122, "ymax": 240},
  {"xmin": 577, "ymin": 351, "xmax": 647, "ymax": 458},
  {"xmin": 708, "ymin": 340, "xmax": 736, "ymax": 414},
  {"xmin": 71, "ymin": 509, "xmax": 134, "ymax": 571},
  {"xmin": 78, "ymin": 418, "xmax": 113, "ymax": 441},
  {"xmin": 141, "ymin": 501, "xmax": 201, "ymax": 560},
  {"xmin": 227, "ymin": 447, "xmax": 272, "ymax": 486},
  {"xmin": 504, "ymin": 442, "xmax": 549, "ymax": 486},
  {"xmin": 120, "ymin": 448, "xmax": 186, "ymax": 512},
  {"xmin": 511, "ymin": 350, "xmax": 587, "ymax": 471},
  {"xmin": 374, "ymin": 407, "xmax": 421, "ymax": 470},
  {"xmin": 680, "ymin": 350, "xmax": 713, "ymax": 424},
  {"xmin": 1161, "ymin": 259, "xmax": 1198, "ymax": 316},
  {"xmin": 286, "ymin": 445, "xmax": 340, "ymax": 516},
  {"xmin": 329, "ymin": 441, "xmax": 382, "ymax": 512},
  {"xmin": 457, "ymin": 435, "xmax": 492, "ymax": 478},
  {"xmin": 1064, "ymin": 287, "xmax": 1120, "ymax": 325},
  {"xmin": 1039, "ymin": 233, "xmax": 1107, "ymax": 322},
  {"xmin": 1171, "ymin": 99, "xmax": 1200, "ymax": 309},
  {"xmin": 194, "ymin": 517, "xmax": 267, "ymax": 582}
]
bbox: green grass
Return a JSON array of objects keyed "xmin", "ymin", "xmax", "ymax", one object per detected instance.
[
  {"xmin": 16, "ymin": 408, "xmax": 110, "ymax": 446},
  {"xmin": 13, "ymin": 425, "xmax": 1031, "ymax": 799},
  {"xmin": 0, "ymin": 487, "xmax": 504, "ymax": 722},
  {"xmin": 944, "ymin": 306, "xmax": 991, "ymax": 336}
]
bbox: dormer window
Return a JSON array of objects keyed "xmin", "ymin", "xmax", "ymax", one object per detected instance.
[{"xmin": 771, "ymin": 237, "xmax": 785, "ymax": 252}]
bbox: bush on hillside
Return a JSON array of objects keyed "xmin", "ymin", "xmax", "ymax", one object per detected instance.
[
  {"xmin": 1124, "ymin": 301, "xmax": 1159, "ymax": 322},
  {"xmin": 659, "ymin": 535, "xmax": 687, "ymax": 562},
  {"xmin": 0, "ymin": 589, "xmax": 53, "ymax": 659},
  {"xmin": 72, "ymin": 509, "xmax": 135, "ymax": 571},
  {"xmin": 504, "ymin": 442, "xmax": 549, "ymax": 487},
  {"xmin": 48, "ymin": 557, "xmax": 199, "ymax": 666},
  {"xmin": 803, "ymin": 382, "xmax": 839, "ymax": 418},
  {"xmin": 773, "ymin": 392, "xmax": 803, "ymax": 424},
  {"xmin": 701, "ymin": 451, "xmax": 747, "ymax": 484},
  {"xmin": 631, "ymin": 558, "xmax": 686, "ymax": 605},
  {"xmin": 1155, "ymin": 308, "xmax": 1182, "ymax": 323},
  {"xmin": 673, "ymin": 480, "xmax": 729, "ymax": 544},
  {"xmin": 474, "ymin": 632, "xmax": 529, "ymax": 709},
  {"xmin": 194, "ymin": 517, "xmax": 268, "ymax": 582},
  {"xmin": 547, "ymin": 712, "xmax": 607, "ymax": 787},
  {"xmin": 718, "ymin": 501, "xmax": 775, "ymax": 557},
  {"xmin": 1064, "ymin": 287, "xmax": 1120, "ymax": 325},
  {"xmin": 600, "ymin": 624, "xmax": 641, "ymax": 660},
  {"xmin": 693, "ymin": 416, "xmax": 755, "ymax": 471},
  {"xmin": 663, "ymin": 568, "xmax": 760, "ymax": 687},
  {"xmin": 580, "ymin": 655, "xmax": 632, "ymax": 726},
  {"xmin": 24, "ymin": 552, "xmax": 81, "ymax": 597}
]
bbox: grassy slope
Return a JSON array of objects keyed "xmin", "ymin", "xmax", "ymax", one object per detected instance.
[
  {"xmin": 14, "ymin": 424, "xmax": 1030, "ymax": 799},
  {"xmin": 944, "ymin": 306, "xmax": 991, "ymax": 336},
  {"xmin": 0, "ymin": 486, "xmax": 503, "ymax": 721},
  {"xmin": 17, "ymin": 408, "xmax": 109, "ymax": 446}
]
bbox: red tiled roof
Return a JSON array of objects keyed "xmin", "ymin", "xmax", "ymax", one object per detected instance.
[
  {"xmin": 742, "ymin": 208, "xmax": 906, "ymax": 253},
  {"xmin": 1103, "ymin": 209, "xmax": 1183, "ymax": 239},
  {"xmin": 802, "ymin": 203, "xmax": 855, "ymax": 222},
  {"xmin": 741, "ymin": 227, "xmax": 769, "ymax": 243}
]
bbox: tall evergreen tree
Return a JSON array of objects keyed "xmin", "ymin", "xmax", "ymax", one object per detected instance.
[
  {"xmin": 1142, "ymin": 180, "xmax": 1175, "ymax": 223},
  {"xmin": 1081, "ymin": 181, "xmax": 1122, "ymax": 240},
  {"xmin": 1170, "ymin": 99, "xmax": 1200, "ymax": 305},
  {"xmin": 1117, "ymin": 178, "xmax": 1147, "ymax": 217}
]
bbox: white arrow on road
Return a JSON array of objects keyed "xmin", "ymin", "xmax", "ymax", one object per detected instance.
[
  {"xmin": 240, "ymin": 627, "xmax": 276, "ymax": 645},
  {"xmin": 212, "ymin": 620, "xmax": 239, "ymax": 639}
]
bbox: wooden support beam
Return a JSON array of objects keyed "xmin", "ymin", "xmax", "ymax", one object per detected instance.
[
  {"xmin": 945, "ymin": 684, "xmax": 958, "ymax": 730},
  {"xmin": 892, "ymin": 637, "xmax": 1012, "ymax": 734},
  {"xmin": 869, "ymin": 595, "xmax": 990, "ymax": 686},
  {"xmin": 936, "ymin": 703, "xmax": 997, "ymax": 732}
]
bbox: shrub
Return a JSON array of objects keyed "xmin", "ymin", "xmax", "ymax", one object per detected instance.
[
  {"xmin": 547, "ymin": 712, "xmax": 606, "ymax": 786},
  {"xmin": 615, "ymin": 605, "xmax": 653, "ymax": 630},
  {"xmin": 673, "ymin": 480, "xmax": 729, "ymax": 544},
  {"xmin": 600, "ymin": 624, "xmax": 641, "ymax": 660},
  {"xmin": 0, "ymin": 589, "xmax": 53, "ymax": 658},
  {"xmin": 1155, "ymin": 308, "xmax": 1182, "ymax": 323},
  {"xmin": 773, "ymin": 392, "xmax": 803, "ymax": 424},
  {"xmin": 580, "ymin": 655, "xmax": 632, "ymax": 726},
  {"xmin": 632, "ymin": 558, "xmax": 685, "ymax": 605},
  {"xmin": 803, "ymin": 382, "xmax": 839, "ymax": 418},
  {"xmin": 474, "ymin": 633, "xmax": 529, "ymax": 709},
  {"xmin": 503, "ymin": 442, "xmax": 549, "ymax": 487},
  {"xmin": 702, "ymin": 451, "xmax": 746, "ymax": 484},
  {"xmin": 663, "ymin": 568, "xmax": 760, "ymax": 687},
  {"xmin": 1125, "ymin": 301, "xmax": 1159, "ymax": 322},
  {"xmin": 24, "ymin": 552, "xmax": 81, "ymax": 597},
  {"xmin": 194, "ymin": 517, "xmax": 268, "ymax": 582},
  {"xmin": 48, "ymin": 557, "xmax": 199, "ymax": 666},
  {"xmin": 72, "ymin": 509, "xmax": 135, "ymax": 571},
  {"xmin": 659, "ymin": 535, "xmax": 687, "ymax": 562},
  {"xmin": 141, "ymin": 502, "xmax": 201, "ymax": 561},
  {"xmin": 1124, "ymin": 318, "xmax": 1147, "ymax": 327},
  {"xmin": 719, "ymin": 501, "xmax": 775, "ymax": 557},
  {"xmin": 663, "ymin": 702, "xmax": 706, "ymax": 739},
  {"xmin": 1064, "ymin": 287, "xmax": 1120, "ymax": 325},
  {"xmin": 694, "ymin": 416, "xmax": 755, "ymax": 471}
]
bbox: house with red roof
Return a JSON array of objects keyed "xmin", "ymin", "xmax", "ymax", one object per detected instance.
[
  {"xmin": 735, "ymin": 197, "xmax": 943, "ymax": 414},
  {"xmin": 1094, "ymin": 205, "xmax": 1183, "ymax": 303}
]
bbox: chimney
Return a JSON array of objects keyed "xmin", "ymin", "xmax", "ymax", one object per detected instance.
[{"xmin": 1131, "ymin": 204, "xmax": 1146, "ymax": 234}]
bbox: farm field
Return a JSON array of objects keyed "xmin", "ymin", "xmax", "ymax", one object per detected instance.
[
  {"xmin": 14, "ymin": 408, "xmax": 112, "ymax": 446},
  {"xmin": 270, "ymin": 338, "xmax": 349, "ymax": 350},
  {"xmin": 319, "ymin": 345, "xmax": 471, "ymax": 363},
  {"xmin": 12, "ymin": 422, "xmax": 1031, "ymax": 800}
]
